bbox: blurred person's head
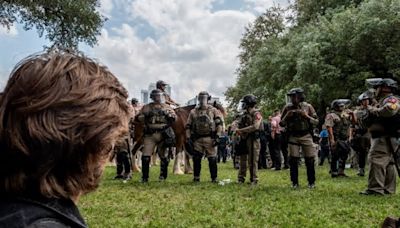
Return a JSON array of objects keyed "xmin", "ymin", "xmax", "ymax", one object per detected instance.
[{"xmin": 0, "ymin": 51, "xmax": 130, "ymax": 201}]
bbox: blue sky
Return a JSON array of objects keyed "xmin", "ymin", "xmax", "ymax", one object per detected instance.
[{"xmin": 0, "ymin": 0, "xmax": 290, "ymax": 103}]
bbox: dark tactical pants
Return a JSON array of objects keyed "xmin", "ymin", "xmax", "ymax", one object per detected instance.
[
  {"xmin": 218, "ymin": 146, "xmax": 228, "ymax": 163},
  {"xmin": 272, "ymin": 134, "xmax": 282, "ymax": 169},
  {"xmin": 258, "ymin": 138, "xmax": 268, "ymax": 169},
  {"xmin": 280, "ymin": 132, "xmax": 289, "ymax": 168},
  {"xmin": 267, "ymin": 136, "xmax": 276, "ymax": 168},
  {"xmin": 331, "ymin": 140, "xmax": 350, "ymax": 174},
  {"xmin": 116, "ymin": 151, "xmax": 131, "ymax": 176},
  {"xmin": 351, "ymin": 135, "xmax": 370, "ymax": 169},
  {"xmin": 319, "ymin": 145, "xmax": 330, "ymax": 165}
]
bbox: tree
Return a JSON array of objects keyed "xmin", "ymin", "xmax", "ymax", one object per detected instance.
[
  {"xmin": 226, "ymin": 6, "xmax": 287, "ymax": 116},
  {"xmin": 226, "ymin": 0, "xmax": 400, "ymax": 116},
  {"xmin": 0, "ymin": 0, "xmax": 105, "ymax": 49},
  {"xmin": 294, "ymin": 0, "xmax": 363, "ymax": 25},
  {"xmin": 238, "ymin": 6, "xmax": 286, "ymax": 67}
]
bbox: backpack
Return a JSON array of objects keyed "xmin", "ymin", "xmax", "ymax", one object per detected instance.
[{"xmin": 193, "ymin": 108, "xmax": 214, "ymax": 136}]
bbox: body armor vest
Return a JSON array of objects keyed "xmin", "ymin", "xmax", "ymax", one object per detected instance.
[
  {"xmin": 145, "ymin": 108, "xmax": 167, "ymax": 127},
  {"xmin": 238, "ymin": 111, "xmax": 253, "ymax": 129},
  {"xmin": 333, "ymin": 111, "xmax": 350, "ymax": 140},
  {"xmin": 238, "ymin": 110, "xmax": 262, "ymax": 139},
  {"xmin": 192, "ymin": 108, "xmax": 215, "ymax": 136},
  {"xmin": 372, "ymin": 96, "xmax": 400, "ymax": 136},
  {"xmin": 286, "ymin": 104, "xmax": 311, "ymax": 135}
]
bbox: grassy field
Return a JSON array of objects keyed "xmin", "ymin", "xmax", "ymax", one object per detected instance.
[{"xmin": 79, "ymin": 161, "xmax": 400, "ymax": 227}]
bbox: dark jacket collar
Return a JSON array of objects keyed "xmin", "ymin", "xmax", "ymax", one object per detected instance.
[{"xmin": 0, "ymin": 195, "xmax": 87, "ymax": 228}]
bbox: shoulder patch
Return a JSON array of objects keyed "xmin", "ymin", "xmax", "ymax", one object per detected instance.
[
  {"xmin": 389, "ymin": 103, "xmax": 398, "ymax": 110},
  {"xmin": 384, "ymin": 96, "xmax": 398, "ymax": 104}
]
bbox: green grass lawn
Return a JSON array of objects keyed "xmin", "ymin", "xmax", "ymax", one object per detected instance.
[{"xmin": 79, "ymin": 161, "xmax": 400, "ymax": 227}]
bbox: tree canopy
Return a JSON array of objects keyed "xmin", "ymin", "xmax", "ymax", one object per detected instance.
[
  {"xmin": 226, "ymin": 0, "xmax": 400, "ymax": 117},
  {"xmin": 0, "ymin": 0, "xmax": 105, "ymax": 49}
]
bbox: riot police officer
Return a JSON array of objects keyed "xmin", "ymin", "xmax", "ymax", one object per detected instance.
[
  {"xmin": 360, "ymin": 78, "xmax": 399, "ymax": 195},
  {"xmin": 137, "ymin": 89, "xmax": 177, "ymax": 182},
  {"xmin": 280, "ymin": 88, "xmax": 319, "ymax": 189},
  {"xmin": 236, "ymin": 94, "xmax": 263, "ymax": 185},
  {"xmin": 325, "ymin": 99, "xmax": 352, "ymax": 177},
  {"xmin": 156, "ymin": 80, "xmax": 179, "ymax": 107},
  {"xmin": 186, "ymin": 91, "xmax": 224, "ymax": 182},
  {"xmin": 350, "ymin": 92, "xmax": 371, "ymax": 176},
  {"xmin": 113, "ymin": 135, "xmax": 132, "ymax": 181}
]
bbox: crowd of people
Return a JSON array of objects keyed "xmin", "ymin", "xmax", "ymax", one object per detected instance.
[
  {"xmin": 0, "ymin": 51, "xmax": 399, "ymax": 227},
  {"xmin": 115, "ymin": 76, "xmax": 399, "ymax": 197}
]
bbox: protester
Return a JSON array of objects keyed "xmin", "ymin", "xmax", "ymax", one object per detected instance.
[
  {"xmin": 0, "ymin": 51, "xmax": 130, "ymax": 227},
  {"xmin": 319, "ymin": 125, "xmax": 330, "ymax": 166}
]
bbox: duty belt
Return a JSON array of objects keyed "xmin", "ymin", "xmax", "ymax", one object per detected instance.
[
  {"xmin": 370, "ymin": 131, "xmax": 398, "ymax": 139},
  {"xmin": 289, "ymin": 130, "xmax": 309, "ymax": 137},
  {"xmin": 145, "ymin": 126, "xmax": 168, "ymax": 134}
]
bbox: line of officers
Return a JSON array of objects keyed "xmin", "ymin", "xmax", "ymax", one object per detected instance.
[
  {"xmin": 115, "ymin": 78, "xmax": 399, "ymax": 195},
  {"xmin": 232, "ymin": 77, "xmax": 399, "ymax": 194}
]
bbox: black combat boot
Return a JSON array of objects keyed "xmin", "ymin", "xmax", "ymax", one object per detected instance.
[
  {"xmin": 305, "ymin": 157, "xmax": 316, "ymax": 189},
  {"xmin": 330, "ymin": 157, "xmax": 339, "ymax": 178},
  {"xmin": 289, "ymin": 157, "xmax": 299, "ymax": 188},
  {"xmin": 357, "ymin": 168, "xmax": 365, "ymax": 177},
  {"xmin": 208, "ymin": 157, "xmax": 218, "ymax": 183},
  {"xmin": 338, "ymin": 158, "xmax": 348, "ymax": 177},
  {"xmin": 141, "ymin": 156, "xmax": 151, "ymax": 183},
  {"xmin": 114, "ymin": 152, "xmax": 124, "ymax": 179},
  {"xmin": 193, "ymin": 154, "xmax": 202, "ymax": 182},
  {"xmin": 159, "ymin": 158, "xmax": 169, "ymax": 181}
]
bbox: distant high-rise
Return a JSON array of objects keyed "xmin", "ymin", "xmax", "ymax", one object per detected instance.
[
  {"xmin": 186, "ymin": 96, "xmax": 220, "ymax": 106},
  {"xmin": 141, "ymin": 83, "xmax": 171, "ymax": 104}
]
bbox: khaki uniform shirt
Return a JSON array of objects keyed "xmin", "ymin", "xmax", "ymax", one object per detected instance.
[{"xmin": 238, "ymin": 109, "xmax": 263, "ymax": 138}]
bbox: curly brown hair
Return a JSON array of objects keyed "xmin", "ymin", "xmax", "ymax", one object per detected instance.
[{"xmin": 0, "ymin": 51, "xmax": 130, "ymax": 199}]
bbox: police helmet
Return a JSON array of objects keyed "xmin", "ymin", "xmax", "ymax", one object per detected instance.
[
  {"xmin": 131, "ymin": 98, "xmax": 138, "ymax": 105},
  {"xmin": 150, "ymin": 89, "xmax": 163, "ymax": 100},
  {"xmin": 331, "ymin": 99, "xmax": 351, "ymax": 109},
  {"xmin": 156, "ymin": 80, "xmax": 168, "ymax": 89},
  {"xmin": 366, "ymin": 78, "xmax": 398, "ymax": 90},
  {"xmin": 357, "ymin": 92, "xmax": 370, "ymax": 103},
  {"xmin": 287, "ymin": 87, "xmax": 304, "ymax": 95},
  {"xmin": 287, "ymin": 87, "xmax": 305, "ymax": 101},
  {"xmin": 242, "ymin": 94, "xmax": 257, "ymax": 106},
  {"xmin": 198, "ymin": 91, "xmax": 211, "ymax": 100}
]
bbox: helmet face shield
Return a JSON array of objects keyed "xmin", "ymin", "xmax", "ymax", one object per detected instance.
[
  {"xmin": 237, "ymin": 100, "xmax": 246, "ymax": 112},
  {"xmin": 366, "ymin": 78, "xmax": 383, "ymax": 89},
  {"xmin": 366, "ymin": 78, "xmax": 398, "ymax": 92},
  {"xmin": 198, "ymin": 94, "xmax": 208, "ymax": 107},
  {"xmin": 286, "ymin": 88, "xmax": 304, "ymax": 104},
  {"xmin": 151, "ymin": 92, "xmax": 165, "ymax": 104},
  {"xmin": 332, "ymin": 99, "xmax": 351, "ymax": 110},
  {"xmin": 288, "ymin": 94, "xmax": 300, "ymax": 104}
]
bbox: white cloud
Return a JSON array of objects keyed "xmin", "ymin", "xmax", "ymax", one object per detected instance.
[
  {"xmin": 245, "ymin": 0, "xmax": 291, "ymax": 12},
  {"xmin": 0, "ymin": 24, "xmax": 18, "ymax": 37},
  {"xmin": 98, "ymin": 0, "xmax": 114, "ymax": 18},
  {"xmin": 93, "ymin": 0, "xmax": 255, "ymax": 104}
]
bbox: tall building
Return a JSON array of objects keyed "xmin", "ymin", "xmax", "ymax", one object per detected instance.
[
  {"xmin": 186, "ymin": 96, "xmax": 220, "ymax": 106},
  {"xmin": 140, "ymin": 83, "xmax": 171, "ymax": 104}
]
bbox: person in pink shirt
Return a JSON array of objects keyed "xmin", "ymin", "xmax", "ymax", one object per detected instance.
[{"xmin": 271, "ymin": 110, "xmax": 283, "ymax": 170}]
